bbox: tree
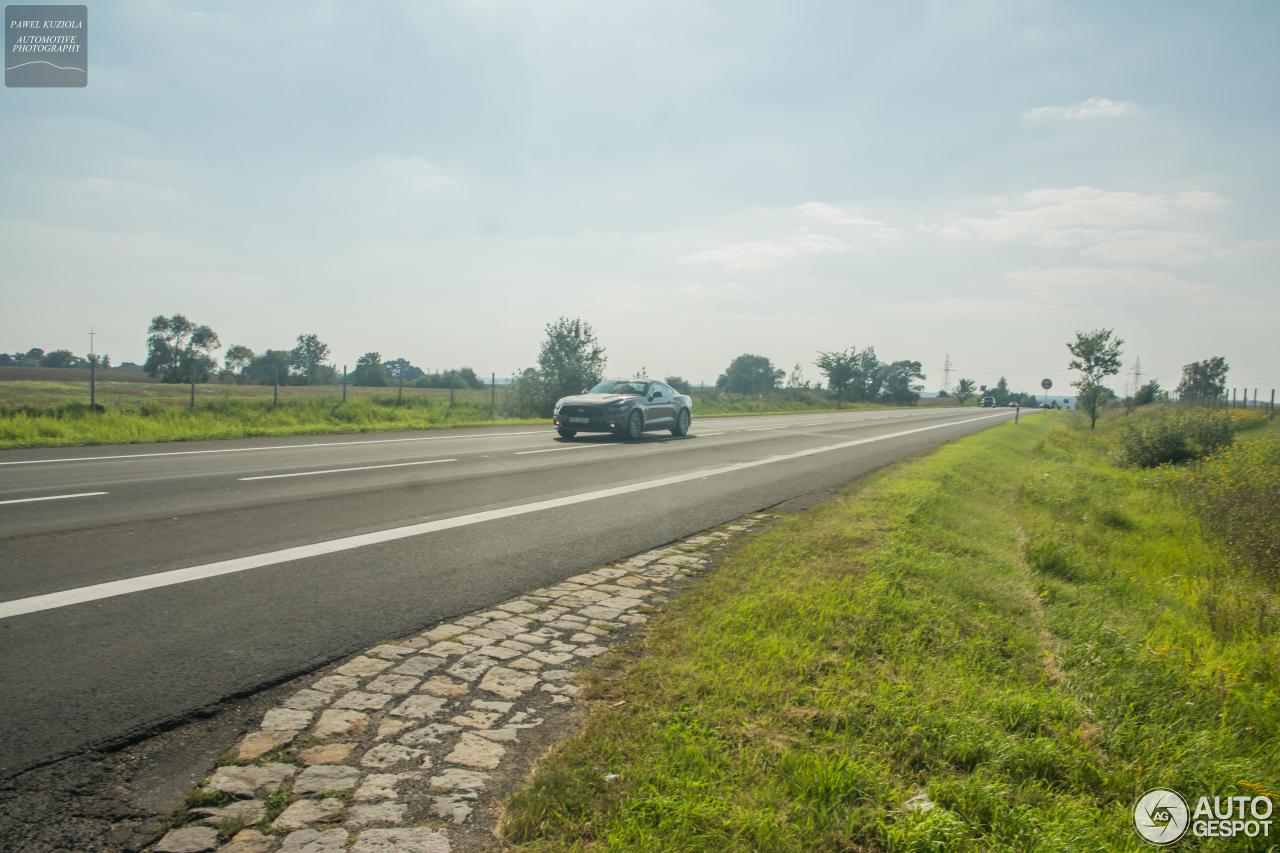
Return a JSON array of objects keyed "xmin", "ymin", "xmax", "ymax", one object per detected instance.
[
  {"xmin": 717, "ymin": 354, "xmax": 783, "ymax": 395},
  {"xmin": 1176, "ymin": 357, "xmax": 1229, "ymax": 404},
  {"xmin": 1133, "ymin": 379, "xmax": 1162, "ymax": 406},
  {"xmin": 144, "ymin": 314, "xmax": 221, "ymax": 383},
  {"xmin": 786, "ymin": 363, "xmax": 811, "ymax": 390},
  {"xmin": 39, "ymin": 349, "xmax": 84, "ymax": 368},
  {"xmin": 535, "ymin": 317, "xmax": 607, "ymax": 411},
  {"xmin": 385, "ymin": 358, "xmax": 423, "ymax": 382},
  {"xmin": 877, "ymin": 360, "xmax": 926, "ymax": 405},
  {"xmin": 1067, "ymin": 328, "xmax": 1123, "ymax": 429},
  {"xmin": 954, "ymin": 378, "xmax": 977, "ymax": 404},
  {"xmin": 991, "ymin": 376, "xmax": 1011, "ymax": 405},
  {"xmin": 816, "ymin": 349, "xmax": 860, "ymax": 401},
  {"xmin": 289, "ymin": 334, "xmax": 331, "ymax": 385},
  {"xmin": 665, "ymin": 376, "xmax": 691, "ymax": 394},
  {"xmin": 352, "ymin": 352, "xmax": 389, "ymax": 386},
  {"xmin": 222, "ymin": 345, "xmax": 255, "ymax": 381},
  {"xmin": 244, "ymin": 350, "xmax": 291, "ymax": 385}
]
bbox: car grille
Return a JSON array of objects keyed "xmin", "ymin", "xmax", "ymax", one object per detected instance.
[{"xmin": 560, "ymin": 405, "xmax": 599, "ymax": 417}]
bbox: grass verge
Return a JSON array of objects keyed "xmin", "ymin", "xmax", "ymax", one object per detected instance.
[{"xmin": 500, "ymin": 412, "xmax": 1279, "ymax": 851}]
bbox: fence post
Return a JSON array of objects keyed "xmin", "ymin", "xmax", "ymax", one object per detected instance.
[
  {"xmin": 189, "ymin": 363, "xmax": 196, "ymax": 410},
  {"xmin": 342, "ymin": 365, "xmax": 347, "ymax": 402},
  {"xmin": 1271, "ymin": 389, "xmax": 1275, "ymax": 419},
  {"xmin": 398, "ymin": 373, "xmax": 404, "ymax": 406},
  {"xmin": 1253, "ymin": 388, "xmax": 1258, "ymax": 411},
  {"xmin": 89, "ymin": 353, "xmax": 96, "ymax": 408},
  {"xmin": 449, "ymin": 372, "xmax": 455, "ymax": 407},
  {"xmin": 273, "ymin": 366, "xmax": 279, "ymax": 407},
  {"xmin": 490, "ymin": 371, "xmax": 496, "ymax": 417}
]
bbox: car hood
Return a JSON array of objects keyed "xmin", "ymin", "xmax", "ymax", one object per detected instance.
[{"xmin": 557, "ymin": 393, "xmax": 637, "ymax": 406}]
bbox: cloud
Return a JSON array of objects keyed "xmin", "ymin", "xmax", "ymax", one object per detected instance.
[
  {"xmin": 1004, "ymin": 266, "xmax": 1231, "ymax": 308},
  {"xmin": 682, "ymin": 201, "xmax": 896, "ymax": 272},
  {"xmin": 934, "ymin": 187, "xmax": 1226, "ymax": 266},
  {"xmin": 1023, "ymin": 96, "xmax": 1135, "ymax": 120},
  {"xmin": 368, "ymin": 156, "xmax": 455, "ymax": 192}
]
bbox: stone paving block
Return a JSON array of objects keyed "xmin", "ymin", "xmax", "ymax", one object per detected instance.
[
  {"xmin": 234, "ymin": 729, "xmax": 295, "ymax": 762},
  {"xmin": 283, "ymin": 689, "xmax": 333, "ymax": 712},
  {"xmin": 478, "ymin": 666, "xmax": 538, "ymax": 699},
  {"xmin": 272, "ymin": 797, "xmax": 346, "ymax": 831},
  {"xmin": 334, "ymin": 656, "xmax": 392, "ymax": 678},
  {"xmin": 346, "ymin": 801, "xmax": 408, "ymax": 827},
  {"xmin": 262, "ymin": 708, "xmax": 313, "ymax": 731},
  {"xmin": 444, "ymin": 732, "xmax": 505, "ymax": 769},
  {"xmin": 424, "ymin": 641, "xmax": 469, "ymax": 657},
  {"xmin": 350, "ymin": 828, "xmax": 450, "ymax": 853},
  {"xmin": 430, "ymin": 795, "xmax": 473, "ymax": 824},
  {"xmin": 359, "ymin": 742, "xmax": 430, "ymax": 770},
  {"xmin": 367, "ymin": 644, "xmax": 415, "ymax": 659},
  {"xmin": 311, "ymin": 709, "xmax": 369, "ymax": 739},
  {"xmin": 311, "ymin": 674, "xmax": 360, "ymax": 694},
  {"xmin": 208, "ymin": 763, "xmax": 297, "ymax": 798},
  {"xmin": 399, "ymin": 723, "xmax": 459, "ymax": 747},
  {"xmin": 419, "ymin": 675, "xmax": 469, "ymax": 696},
  {"xmin": 218, "ymin": 829, "xmax": 276, "ymax": 853},
  {"xmin": 353, "ymin": 772, "xmax": 417, "ymax": 801},
  {"xmin": 388, "ymin": 694, "xmax": 447, "ymax": 719},
  {"xmin": 280, "ymin": 828, "xmax": 347, "ymax": 852},
  {"xmin": 332, "ymin": 691, "xmax": 391, "ymax": 712},
  {"xmin": 154, "ymin": 825, "xmax": 217, "ymax": 852},
  {"xmin": 292, "ymin": 764, "xmax": 362, "ymax": 795},
  {"xmin": 296, "ymin": 742, "xmax": 355, "ymax": 765},
  {"xmin": 190, "ymin": 799, "xmax": 266, "ymax": 827},
  {"xmin": 421, "ymin": 623, "xmax": 467, "ymax": 641},
  {"xmin": 365, "ymin": 674, "xmax": 420, "ymax": 694},
  {"xmin": 392, "ymin": 655, "xmax": 446, "ymax": 676},
  {"xmin": 446, "ymin": 652, "xmax": 496, "ymax": 682}
]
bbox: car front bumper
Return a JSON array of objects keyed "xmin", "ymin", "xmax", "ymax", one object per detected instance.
[{"xmin": 554, "ymin": 413, "xmax": 623, "ymax": 432}]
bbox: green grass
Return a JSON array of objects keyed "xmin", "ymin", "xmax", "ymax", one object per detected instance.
[
  {"xmin": 0, "ymin": 378, "xmax": 952, "ymax": 449},
  {"xmin": 500, "ymin": 412, "xmax": 1279, "ymax": 851}
]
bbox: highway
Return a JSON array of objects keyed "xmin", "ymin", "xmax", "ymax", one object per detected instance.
[{"xmin": 0, "ymin": 406, "xmax": 1024, "ymax": 779}]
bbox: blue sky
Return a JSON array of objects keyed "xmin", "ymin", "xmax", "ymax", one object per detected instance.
[{"xmin": 3, "ymin": 1, "xmax": 1277, "ymax": 393}]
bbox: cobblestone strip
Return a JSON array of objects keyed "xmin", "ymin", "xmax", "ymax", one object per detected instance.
[{"xmin": 152, "ymin": 514, "xmax": 773, "ymax": 853}]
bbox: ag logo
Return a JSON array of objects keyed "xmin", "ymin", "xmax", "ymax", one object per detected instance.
[{"xmin": 1134, "ymin": 788, "xmax": 1190, "ymax": 845}]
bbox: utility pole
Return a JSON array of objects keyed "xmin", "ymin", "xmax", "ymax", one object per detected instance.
[
  {"xmin": 87, "ymin": 326, "xmax": 97, "ymax": 408},
  {"xmin": 941, "ymin": 353, "xmax": 952, "ymax": 395}
]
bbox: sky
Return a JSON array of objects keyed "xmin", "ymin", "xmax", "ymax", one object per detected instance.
[{"xmin": 2, "ymin": 0, "xmax": 1277, "ymax": 394}]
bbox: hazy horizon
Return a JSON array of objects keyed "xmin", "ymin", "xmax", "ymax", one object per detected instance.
[{"xmin": 3, "ymin": 1, "xmax": 1277, "ymax": 395}]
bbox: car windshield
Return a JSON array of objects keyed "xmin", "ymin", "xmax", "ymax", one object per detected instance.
[{"xmin": 589, "ymin": 380, "xmax": 648, "ymax": 396}]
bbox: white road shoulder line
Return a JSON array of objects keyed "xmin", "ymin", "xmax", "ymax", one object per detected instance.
[
  {"xmin": 0, "ymin": 491, "xmax": 109, "ymax": 507},
  {"xmin": 0, "ymin": 431, "xmax": 548, "ymax": 467},
  {"xmin": 0, "ymin": 411, "xmax": 1012, "ymax": 620},
  {"xmin": 238, "ymin": 459, "xmax": 457, "ymax": 481}
]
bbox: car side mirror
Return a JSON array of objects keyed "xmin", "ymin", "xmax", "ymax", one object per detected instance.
[{"xmin": 581, "ymin": 388, "xmax": 588, "ymax": 394}]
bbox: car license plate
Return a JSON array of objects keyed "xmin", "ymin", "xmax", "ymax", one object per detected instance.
[{"xmin": 568, "ymin": 416, "xmax": 589, "ymax": 423}]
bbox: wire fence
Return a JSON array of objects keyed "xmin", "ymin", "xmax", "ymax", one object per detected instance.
[{"xmin": 1168, "ymin": 386, "xmax": 1276, "ymax": 417}]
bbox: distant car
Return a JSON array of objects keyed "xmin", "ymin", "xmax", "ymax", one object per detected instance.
[
  {"xmin": 553, "ymin": 379, "xmax": 693, "ymax": 439},
  {"xmin": 1007, "ymin": 402, "xmax": 1019, "ymax": 407},
  {"xmin": 980, "ymin": 396, "xmax": 996, "ymax": 407},
  {"xmin": 1040, "ymin": 402, "xmax": 1052, "ymax": 409}
]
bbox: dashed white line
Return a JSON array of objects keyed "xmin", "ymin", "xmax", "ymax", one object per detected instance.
[
  {"xmin": 0, "ymin": 491, "xmax": 108, "ymax": 506},
  {"xmin": 0, "ymin": 410, "xmax": 1012, "ymax": 620},
  {"xmin": 0, "ymin": 431, "xmax": 547, "ymax": 467},
  {"xmin": 238, "ymin": 459, "xmax": 457, "ymax": 481},
  {"xmin": 514, "ymin": 444, "xmax": 616, "ymax": 455}
]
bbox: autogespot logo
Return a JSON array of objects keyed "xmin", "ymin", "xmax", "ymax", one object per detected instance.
[
  {"xmin": 1134, "ymin": 789, "xmax": 1190, "ymax": 845},
  {"xmin": 1133, "ymin": 788, "xmax": 1275, "ymax": 845}
]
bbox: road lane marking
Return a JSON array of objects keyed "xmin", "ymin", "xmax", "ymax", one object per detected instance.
[
  {"xmin": 0, "ymin": 431, "xmax": 548, "ymax": 467},
  {"xmin": 695, "ymin": 432, "xmax": 725, "ymax": 437},
  {"xmin": 0, "ymin": 491, "xmax": 108, "ymax": 506},
  {"xmin": 514, "ymin": 444, "xmax": 617, "ymax": 455},
  {"xmin": 0, "ymin": 410, "xmax": 1015, "ymax": 621},
  {"xmin": 238, "ymin": 459, "xmax": 457, "ymax": 481}
]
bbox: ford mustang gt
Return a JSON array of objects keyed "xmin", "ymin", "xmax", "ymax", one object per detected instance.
[{"xmin": 553, "ymin": 379, "xmax": 693, "ymax": 439}]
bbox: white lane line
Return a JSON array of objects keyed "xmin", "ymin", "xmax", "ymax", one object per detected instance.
[
  {"xmin": 744, "ymin": 426, "xmax": 785, "ymax": 432},
  {"xmin": 0, "ymin": 491, "xmax": 108, "ymax": 507},
  {"xmin": 238, "ymin": 459, "xmax": 457, "ymax": 481},
  {"xmin": 695, "ymin": 432, "xmax": 725, "ymax": 437},
  {"xmin": 0, "ymin": 431, "xmax": 548, "ymax": 467},
  {"xmin": 0, "ymin": 411, "xmax": 1013, "ymax": 621},
  {"xmin": 514, "ymin": 444, "xmax": 616, "ymax": 455}
]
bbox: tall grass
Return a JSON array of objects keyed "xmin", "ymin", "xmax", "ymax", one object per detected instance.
[{"xmin": 499, "ymin": 414, "xmax": 1280, "ymax": 851}]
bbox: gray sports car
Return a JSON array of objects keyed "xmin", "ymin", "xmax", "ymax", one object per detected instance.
[{"xmin": 553, "ymin": 379, "xmax": 693, "ymax": 439}]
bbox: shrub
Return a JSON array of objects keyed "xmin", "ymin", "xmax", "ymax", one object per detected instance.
[
  {"xmin": 1114, "ymin": 409, "xmax": 1235, "ymax": 467},
  {"xmin": 1188, "ymin": 435, "xmax": 1280, "ymax": 588}
]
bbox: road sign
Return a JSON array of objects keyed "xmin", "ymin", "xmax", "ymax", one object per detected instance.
[{"xmin": 1041, "ymin": 378, "xmax": 1053, "ymax": 390}]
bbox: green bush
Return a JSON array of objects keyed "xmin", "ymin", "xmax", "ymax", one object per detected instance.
[
  {"xmin": 1113, "ymin": 409, "xmax": 1236, "ymax": 467},
  {"xmin": 1188, "ymin": 435, "xmax": 1280, "ymax": 588}
]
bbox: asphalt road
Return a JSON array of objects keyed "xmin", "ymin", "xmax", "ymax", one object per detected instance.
[{"xmin": 0, "ymin": 406, "xmax": 1026, "ymax": 779}]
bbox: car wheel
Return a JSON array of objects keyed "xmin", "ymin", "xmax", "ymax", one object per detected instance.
[
  {"xmin": 670, "ymin": 408, "xmax": 690, "ymax": 436},
  {"xmin": 624, "ymin": 410, "xmax": 643, "ymax": 440},
  {"xmin": 556, "ymin": 428, "xmax": 577, "ymax": 438}
]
